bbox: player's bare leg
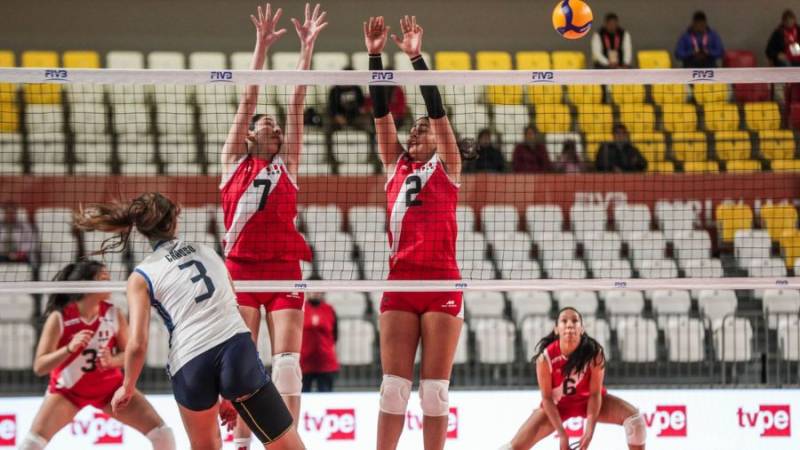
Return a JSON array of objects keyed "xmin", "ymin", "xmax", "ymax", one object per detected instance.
[
  {"xmin": 505, "ymin": 408, "xmax": 556, "ymax": 450},
  {"xmin": 419, "ymin": 312, "xmax": 462, "ymax": 450},
  {"xmin": 104, "ymin": 389, "xmax": 174, "ymax": 448},
  {"xmin": 597, "ymin": 394, "xmax": 645, "ymax": 450},
  {"xmin": 178, "ymin": 403, "xmax": 223, "ymax": 450},
  {"xmin": 234, "ymin": 305, "xmax": 263, "ymax": 447},
  {"xmin": 267, "ymin": 308, "xmax": 305, "ymax": 419},
  {"xmin": 20, "ymin": 393, "xmax": 78, "ymax": 448},
  {"xmin": 377, "ymin": 310, "xmax": 420, "ymax": 450}
]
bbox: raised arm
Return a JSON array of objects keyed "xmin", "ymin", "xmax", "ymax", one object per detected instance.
[
  {"xmin": 365, "ymin": 16, "xmax": 403, "ymax": 169},
  {"xmin": 222, "ymin": 3, "xmax": 287, "ymax": 169},
  {"xmin": 284, "ymin": 3, "xmax": 328, "ymax": 177},
  {"xmin": 111, "ymin": 273, "xmax": 151, "ymax": 413},
  {"xmin": 392, "ymin": 16, "xmax": 462, "ymax": 181}
]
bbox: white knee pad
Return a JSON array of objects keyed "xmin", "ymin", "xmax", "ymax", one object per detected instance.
[
  {"xmin": 419, "ymin": 379, "xmax": 450, "ymax": 417},
  {"xmin": 379, "ymin": 374, "xmax": 412, "ymax": 415},
  {"xmin": 18, "ymin": 433, "xmax": 47, "ymax": 450},
  {"xmin": 272, "ymin": 352, "xmax": 302, "ymax": 397},
  {"xmin": 623, "ymin": 412, "xmax": 647, "ymax": 446},
  {"xmin": 146, "ymin": 424, "xmax": 176, "ymax": 450}
]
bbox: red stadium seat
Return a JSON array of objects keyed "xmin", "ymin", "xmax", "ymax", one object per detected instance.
[
  {"xmin": 723, "ymin": 50, "xmax": 757, "ymax": 68},
  {"xmin": 724, "ymin": 50, "xmax": 770, "ymax": 103},
  {"xmin": 789, "ymin": 103, "xmax": 800, "ymax": 130}
]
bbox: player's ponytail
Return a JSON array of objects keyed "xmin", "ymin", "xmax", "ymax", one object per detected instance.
[
  {"xmin": 74, "ymin": 192, "xmax": 180, "ymax": 254},
  {"xmin": 532, "ymin": 329, "xmax": 560, "ymax": 363},
  {"xmin": 45, "ymin": 260, "xmax": 106, "ymax": 315}
]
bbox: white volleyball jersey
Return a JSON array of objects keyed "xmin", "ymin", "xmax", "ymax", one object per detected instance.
[{"xmin": 134, "ymin": 238, "xmax": 249, "ymax": 375}]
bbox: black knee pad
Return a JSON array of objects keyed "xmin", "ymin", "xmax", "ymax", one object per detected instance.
[{"xmin": 232, "ymin": 382, "xmax": 294, "ymax": 444}]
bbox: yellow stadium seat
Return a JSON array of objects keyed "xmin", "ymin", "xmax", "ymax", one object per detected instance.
[
  {"xmin": 761, "ymin": 203, "xmax": 798, "ymax": 242},
  {"xmin": 725, "ymin": 160, "xmax": 761, "ymax": 173},
  {"xmin": 652, "ymin": 84, "xmax": 688, "ymax": 105},
  {"xmin": 577, "ymin": 104, "xmax": 613, "ymax": 134},
  {"xmin": 779, "ymin": 230, "xmax": 800, "ymax": 268},
  {"xmin": 714, "ymin": 131, "xmax": 751, "ymax": 162},
  {"xmin": 648, "ymin": 161, "xmax": 675, "ymax": 173},
  {"xmin": 534, "ymin": 103, "xmax": 572, "ymax": 133},
  {"xmin": 672, "ymin": 131, "xmax": 708, "ymax": 162},
  {"xmin": 758, "ymin": 130, "xmax": 795, "ymax": 161},
  {"xmin": 771, "ymin": 159, "xmax": 800, "ymax": 172},
  {"xmin": 21, "ymin": 50, "xmax": 61, "ymax": 104},
  {"xmin": 551, "ymin": 51, "xmax": 586, "ymax": 70},
  {"xmin": 0, "ymin": 51, "xmax": 15, "ymax": 104},
  {"xmin": 619, "ymin": 103, "xmax": 656, "ymax": 132},
  {"xmin": 703, "ymin": 103, "xmax": 740, "ymax": 132},
  {"xmin": 683, "ymin": 161, "xmax": 719, "ymax": 173},
  {"xmin": 584, "ymin": 133, "xmax": 613, "ymax": 161},
  {"xmin": 745, "ymin": 102, "xmax": 781, "ymax": 131},
  {"xmin": 516, "ymin": 51, "xmax": 551, "ymax": 69},
  {"xmin": 434, "ymin": 51, "xmax": 471, "ymax": 70},
  {"xmin": 0, "ymin": 102, "xmax": 19, "ymax": 133},
  {"xmin": 631, "ymin": 131, "xmax": 667, "ymax": 162},
  {"xmin": 637, "ymin": 50, "xmax": 672, "ymax": 69},
  {"xmin": 610, "ymin": 84, "xmax": 646, "ymax": 104},
  {"xmin": 63, "ymin": 50, "xmax": 100, "ymax": 68},
  {"xmin": 693, "ymin": 83, "xmax": 729, "ymax": 104},
  {"xmin": 527, "ymin": 85, "xmax": 563, "ymax": 105},
  {"xmin": 716, "ymin": 203, "xmax": 753, "ymax": 242},
  {"xmin": 566, "ymin": 85, "xmax": 602, "ymax": 105},
  {"xmin": 662, "ymin": 104, "xmax": 698, "ymax": 132},
  {"xmin": 476, "ymin": 51, "xmax": 512, "ymax": 70}
]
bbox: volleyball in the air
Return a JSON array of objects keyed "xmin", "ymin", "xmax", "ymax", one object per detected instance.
[{"xmin": 552, "ymin": 0, "xmax": 593, "ymax": 39}]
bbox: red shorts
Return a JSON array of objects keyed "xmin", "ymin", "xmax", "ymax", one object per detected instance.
[
  {"xmin": 380, "ymin": 263, "xmax": 463, "ymax": 317},
  {"xmin": 547, "ymin": 392, "xmax": 607, "ymax": 420},
  {"xmin": 226, "ymin": 258, "xmax": 304, "ymax": 312},
  {"xmin": 49, "ymin": 385, "xmax": 117, "ymax": 410}
]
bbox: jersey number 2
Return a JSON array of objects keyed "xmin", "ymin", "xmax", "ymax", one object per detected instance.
[
  {"xmin": 253, "ymin": 179, "xmax": 273, "ymax": 211},
  {"xmin": 405, "ymin": 175, "xmax": 423, "ymax": 206},
  {"xmin": 178, "ymin": 260, "xmax": 216, "ymax": 303}
]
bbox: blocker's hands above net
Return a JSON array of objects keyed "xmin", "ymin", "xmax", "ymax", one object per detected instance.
[
  {"xmin": 391, "ymin": 15, "xmax": 424, "ymax": 58},
  {"xmin": 251, "ymin": 3, "xmax": 287, "ymax": 46},
  {"xmin": 363, "ymin": 16, "xmax": 391, "ymax": 54},
  {"xmin": 292, "ymin": 3, "xmax": 328, "ymax": 49}
]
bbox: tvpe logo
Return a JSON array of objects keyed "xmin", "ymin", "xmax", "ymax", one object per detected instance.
[
  {"xmin": 210, "ymin": 71, "xmax": 233, "ymax": 82},
  {"xmin": 407, "ymin": 408, "xmax": 459, "ymax": 439},
  {"xmin": 644, "ymin": 405, "xmax": 687, "ymax": 437},
  {"xmin": 738, "ymin": 405, "xmax": 791, "ymax": 437},
  {"xmin": 370, "ymin": 71, "xmax": 395, "ymax": 83},
  {"xmin": 691, "ymin": 69, "xmax": 715, "ymax": 81},
  {"xmin": 43, "ymin": 69, "xmax": 68, "ymax": 81},
  {"xmin": 303, "ymin": 409, "xmax": 356, "ymax": 440},
  {"xmin": 562, "ymin": 417, "xmax": 584, "ymax": 438},
  {"xmin": 530, "ymin": 71, "xmax": 555, "ymax": 83},
  {"xmin": 0, "ymin": 415, "xmax": 15, "ymax": 447},
  {"xmin": 71, "ymin": 412, "xmax": 124, "ymax": 444}
]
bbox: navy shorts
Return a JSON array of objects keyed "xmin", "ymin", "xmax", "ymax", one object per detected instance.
[{"xmin": 171, "ymin": 332, "xmax": 269, "ymax": 411}]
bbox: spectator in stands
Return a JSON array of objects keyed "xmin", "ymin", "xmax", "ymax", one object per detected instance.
[
  {"xmin": 595, "ymin": 124, "xmax": 647, "ymax": 173},
  {"xmin": 675, "ymin": 11, "xmax": 724, "ymax": 68},
  {"xmin": 554, "ymin": 140, "xmax": 585, "ymax": 173},
  {"xmin": 328, "ymin": 66, "xmax": 368, "ymax": 131},
  {"xmin": 512, "ymin": 126, "xmax": 551, "ymax": 173},
  {"xmin": 0, "ymin": 202, "xmax": 36, "ymax": 263},
  {"xmin": 300, "ymin": 291, "xmax": 339, "ymax": 393},
  {"xmin": 592, "ymin": 13, "xmax": 633, "ymax": 69},
  {"xmin": 464, "ymin": 129, "xmax": 506, "ymax": 173},
  {"xmin": 766, "ymin": 10, "xmax": 800, "ymax": 66}
]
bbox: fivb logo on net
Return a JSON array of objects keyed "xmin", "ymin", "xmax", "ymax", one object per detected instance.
[
  {"xmin": 42, "ymin": 69, "xmax": 69, "ymax": 82},
  {"xmin": 210, "ymin": 70, "xmax": 234, "ymax": 83},
  {"xmin": 530, "ymin": 71, "xmax": 555, "ymax": 84},
  {"xmin": 690, "ymin": 69, "xmax": 715, "ymax": 82},
  {"xmin": 370, "ymin": 71, "xmax": 396, "ymax": 84}
]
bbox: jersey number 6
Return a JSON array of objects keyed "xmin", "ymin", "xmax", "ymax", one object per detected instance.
[
  {"xmin": 178, "ymin": 260, "xmax": 216, "ymax": 303},
  {"xmin": 563, "ymin": 377, "xmax": 577, "ymax": 396}
]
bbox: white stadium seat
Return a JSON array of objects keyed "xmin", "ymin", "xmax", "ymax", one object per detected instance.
[
  {"xmin": 590, "ymin": 259, "xmax": 632, "ymax": 279},
  {"xmin": 0, "ymin": 133, "xmax": 23, "ymax": 167},
  {"xmin": 318, "ymin": 260, "xmax": 359, "ymax": 280},
  {"xmin": 450, "ymin": 103, "xmax": 489, "ymax": 138},
  {"xmin": 625, "ymin": 231, "xmax": 667, "ymax": 261},
  {"xmin": 310, "ymin": 231, "xmax": 355, "ymax": 263},
  {"xmin": 635, "ymin": 258, "xmax": 678, "ymax": 279},
  {"xmin": 457, "ymin": 205, "xmax": 476, "ymax": 231},
  {"xmin": 474, "ymin": 318, "xmax": 516, "ymax": 364},
  {"xmin": 604, "ymin": 290, "xmax": 645, "ymax": 316},
  {"xmin": 651, "ymin": 290, "xmax": 692, "ymax": 325},
  {"xmin": 332, "ymin": 130, "xmax": 371, "ymax": 164},
  {"xmin": 498, "ymin": 258, "xmax": 541, "ymax": 280},
  {"xmin": 615, "ymin": 203, "xmax": 652, "ymax": 234},
  {"xmin": 508, "ymin": 291, "xmax": 552, "ymax": 324},
  {"xmin": 460, "ymin": 258, "xmax": 496, "ymax": 280},
  {"xmin": 673, "ymin": 230, "xmax": 712, "ymax": 264},
  {"xmin": 73, "ymin": 137, "xmax": 113, "ymax": 164},
  {"xmin": 713, "ymin": 317, "xmax": 753, "ymax": 362},
  {"xmin": 569, "ymin": 203, "xmax": 606, "ymax": 241},
  {"xmin": 581, "ymin": 231, "xmax": 622, "ymax": 261},
  {"xmin": 148, "ymin": 51, "xmax": 185, "ymax": 69},
  {"xmin": 454, "ymin": 322, "xmax": 470, "ymax": 364},
  {"xmin": 746, "ymin": 257, "xmax": 787, "ymax": 277},
  {"xmin": 337, "ymin": 319, "xmax": 375, "ymax": 365},
  {"xmin": 582, "ymin": 317, "xmax": 612, "ymax": 359},
  {"xmin": 762, "ymin": 289, "xmax": 800, "ymax": 329},
  {"xmin": 0, "ymin": 263, "xmax": 35, "ymax": 320},
  {"xmin": 734, "ymin": 229, "xmax": 772, "ymax": 263},
  {"xmin": 493, "ymin": 105, "xmax": 530, "ymax": 146},
  {"xmin": 778, "ymin": 319, "xmax": 800, "ymax": 360},
  {"xmin": 312, "ymin": 52, "xmax": 350, "ymax": 70},
  {"xmin": 189, "ymin": 51, "xmax": 227, "ymax": 69},
  {"xmin": 351, "ymin": 51, "xmax": 382, "ymax": 71},
  {"xmin": 698, "ymin": 289, "xmax": 738, "ymax": 324},
  {"xmin": 489, "ymin": 231, "xmax": 532, "ymax": 258},
  {"xmin": 0, "ymin": 323, "xmax": 36, "ymax": 369},
  {"xmin": 481, "ymin": 204, "xmax": 519, "ymax": 234},
  {"xmin": 655, "ymin": 200, "xmax": 698, "ymax": 241},
  {"xmin": 544, "ymin": 259, "xmax": 586, "ymax": 279},
  {"xmin": 348, "ymin": 205, "xmax": 385, "ymax": 236},
  {"xmin": 683, "ymin": 258, "xmax": 724, "ymax": 278},
  {"xmin": 230, "ymin": 51, "xmax": 254, "ymax": 70},
  {"xmin": 337, "ymin": 163, "xmax": 375, "ymax": 175},
  {"xmin": 303, "ymin": 204, "xmax": 343, "ymax": 236},
  {"xmin": 271, "ymin": 52, "xmax": 300, "ymax": 70},
  {"xmin": 520, "ymin": 315, "xmax": 553, "ymax": 360},
  {"xmin": 325, "ymin": 292, "xmax": 367, "ymax": 318},
  {"xmin": 665, "ymin": 317, "xmax": 706, "ymax": 362},
  {"xmin": 526, "ymin": 204, "xmax": 564, "ymax": 238},
  {"xmin": 544, "ymin": 133, "xmax": 583, "ymax": 163},
  {"xmin": 465, "ymin": 291, "xmax": 505, "ymax": 317},
  {"xmin": 554, "ymin": 290, "xmax": 598, "ymax": 316},
  {"xmin": 617, "ymin": 317, "xmax": 658, "ymax": 362},
  {"xmin": 35, "ymin": 208, "xmax": 79, "ymax": 264},
  {"xmin": 393, "ymin": 51, "xmax": 431, "ymax": 71},
  {"xmin": 25, "ymin": 105, "xmax": 65, "ymax": 143},
  {"xmin": 535, "ymin": 231, "xmax": 576, "ymax": 262},
  {"xmin": 457, "ymin": 231, "xmax": 487, "ymax": 263}
]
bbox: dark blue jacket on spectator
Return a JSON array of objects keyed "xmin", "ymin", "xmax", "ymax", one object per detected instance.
[{"xmin": 675, "ymin": 28, "xmax": 724, "ymax": 65}]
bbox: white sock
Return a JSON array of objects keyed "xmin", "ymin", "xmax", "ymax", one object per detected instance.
[
  {"xmin": 18, "ymin": 433, "xmax": 47, "ymax": 450},
  {"xmin": 233, "ymin": 437, "xmax": 252, "ymax": 450}
]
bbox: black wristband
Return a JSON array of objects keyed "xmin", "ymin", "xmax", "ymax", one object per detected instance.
[
  {"xmin": 368, "ymin": 55, "xmax": 390, "ymax": 118},
  {"xmin": 369, "ymin": 54, "xmax": 384, "ymax": 70},
  {"xmin": 411, "ymin": 56, "xmax": 429, "ymax": 71},
  {"xmin": 411, "ymin": 56, "xmax": 446, "ymax": 119}
]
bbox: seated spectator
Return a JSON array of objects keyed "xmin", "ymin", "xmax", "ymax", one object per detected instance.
[
  {"xmin": 675, "ymin": 11, "xmax": 724, "ymax": 68},
  {"xmin": 554, "ymin": 140, "xmax": 585, "ymax": 173},
  {"xmin": 300, "ymin": 291, "xmax": 340, "ymax": 393},
  {"xmin": 512, "ymin": 126, "xmax": 551, "ymax": 173},
  {"xmin": 592, "ymin": 13, "xmax": 633, "ymax": 69},
  {"xmin": 0, "ymin": 202, "xmax": 36, "ymax": 263},
  {"xmin": 767, "ymin": 10, "xmax": 800, "ymax": 67},
  {"xmin": 328, "ymin": 67, "xmax": 368, "ymax": 131},
  {"xmin": 464, "ymin": 129, "xmax": 506, "ymax": 173},
  {"xmin": 595, "ymin": 124, "xmax": 647, "ymax": 173}
]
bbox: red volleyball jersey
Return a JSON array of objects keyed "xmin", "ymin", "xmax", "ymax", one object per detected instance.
[
  {"xmin": 543, "ymin": 340, "xmax": 606, "ymax": 407},
  {"xmin": 220, "ymin": 155, "xmax": 311, "ymax": 262},
  {"xmin": 300, "ymin": 300, "xmax": 340, "ymax": 373},
  {"xmin": 385, "ymin": 154, "xmax": 460, "ymax": 277},
  {"xmin": 48, "ymin": 301, "xmax": 123, "ymax": 400}
]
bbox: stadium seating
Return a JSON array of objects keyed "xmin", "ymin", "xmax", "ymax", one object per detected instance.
[
  {"xmin": 651, "ymin": 290, "xmax": 692, "ymax": 322},
  {"xmin": 474, "ymin": 318, "xmax": 516, "ymax": 364},
  {"xmin": 714, "ymin": 131, "xmax": 752, "ymax": 162},
  {"xmin": 734, "ymin": 229, "xmax": 772, "ymax": 263},
  {"xmin": 551, "ymin": 51, "xmax": 585, "ymax": 70},
  {"xmin": 616, "ymin": 317, "xmax": 658, "ymax": 362},
  {"xmin": 516, "ymin": 51, "xmax": 551, "ymax": 69},
  {"xmin": 652, "ymin": 84, "xmax": 689, "ymax": 106},
  {"xmin": 698, "ymin": 289, "xmax": 738, "ymax": 323},
  {"xmin": 758, "ymin": 130, "xmax": 795, "ymax": 161},
  {"xmin": 481, "ymin": 204, "xmax": 520, "ymax": 234},
  {"xmin": 637, "ymin": 50, "xmax": 671, "ymax": 69},
  {"xmin": 661, "ymin": 104, "xmax": 698, "ymax": 132},
  {"xmin": 778, "ymin": 319, "xmax": 800, "ymax": 360},
  {"xmin": 0, "ymin": 323, "xmax": 35, "ymax": 369},
  {"xmin": 534, "ymin": 103, "xmax": 572, "ymax": 133},
  {"xmin": 610, "ymin": 85, "xmax": 647, "ymax": 105},
  {"xmin": 325, "ymin": 292, "xmax": 367, "ymax": 318},
  {"xmin": 760, "ymin": 203, "xmax": 798, "ymax": 241},
  {"xmin": 465, "ymin": 291, "xmax": 506, "ymax": 317},
  {"xmin": 554, "ymin": 290, "xmax": 598, "ymax": 315},
  {"xmin": 337, "ymin": 319, "xmax": 375, "ymax": 365},
  {"xmin": 435, "ymin": 51, "xmax": 471, "ymax": 70},
  {"xmin": 508, "ymin": 291, "xmax": 551, "ymax": 324},
  {"xmin": 520, "ymin": 315, "xmax": 552, "ymax": 360},
  {"xmin": 693, "ymin": 83, "xmax": 729, "ymax": 104},
  {"xmin": 762, "ymin": 289, "xmax": 800, "ymax": 329},
  {"xmin": 604, "ymin": 290, "xmax": 645, "ymax": 316},
  {"xmin": 576, "ymin": 104, "xmax": 614, "ymax": 134},
  {"xmin": 716, "ymin": 203, "xmax": 753, "ymax": 243},
  {"xmin": 704, "ymin": 103, "xmax": 741, "ymax": 132},
  {"xmin": 618, "ymin": 103, "xmax": 656, "ymax": 132},
  {"xmin": 567, "ymin": 85, "xmax": 603, "ymax": 105},
  {"xmin": 672, "ymin": 131, "xmax": 709, "ymax": 163},
  {"xmin": 713, "ymin": 317, "xmax": 753, "ymax": 361},
  {"xmin": 772, "ymin": 159, "xmax": 800, "ymax": 171},
  {"xmin": 636, "ymin": 259, "xmax": 679, "ymax": 279},
  {"xmin": 744, "ymin": 102, "xmax": 781, "ymax": 131},
  {"xmin": 302, "ymin": 204, "xmax": 343, "ymax": 236},
  {"xmin": 665, "ymin": 317, "xmax": 706, "ymax": 362}
]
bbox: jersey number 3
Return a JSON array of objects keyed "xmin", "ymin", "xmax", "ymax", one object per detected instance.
[{"xmin": 178, "ymin": 260, "xmax": 216, "ymax": 303}]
